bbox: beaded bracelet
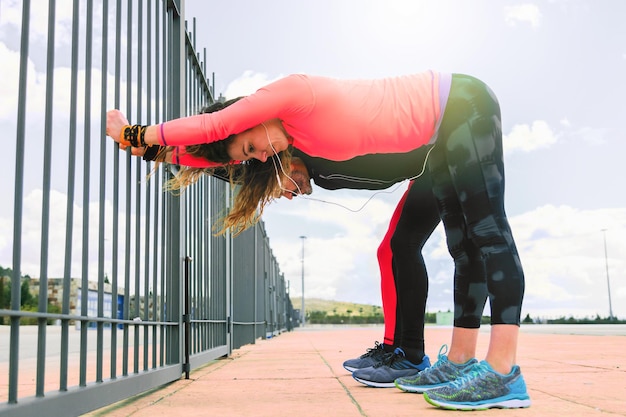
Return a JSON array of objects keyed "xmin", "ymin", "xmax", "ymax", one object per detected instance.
[
  {"xmin": 120, "ymin": 125, "xmax": 148, "ymax": 147},
  {"xmin": 119, "ymin": 125, "xmax": 132, "ymax": 147}
]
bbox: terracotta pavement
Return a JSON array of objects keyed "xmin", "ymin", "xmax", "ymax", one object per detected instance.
[{"xmin": 83, "ymin": 325, "xmax": 626, "ymax": 417}]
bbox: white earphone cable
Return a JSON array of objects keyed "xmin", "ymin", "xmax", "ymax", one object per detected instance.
[{"xmin": 262, "ymin": 122, "xmax": 436, "ymax": 213}]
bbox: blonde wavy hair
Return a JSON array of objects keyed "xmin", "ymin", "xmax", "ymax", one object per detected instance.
[
  {"xmin": 150, "ymin": 97, "xmax": 293, "ymax": 235},
  {"xmin": 155, "ymin": 146, "xmax": 293, "ymax": 236}
]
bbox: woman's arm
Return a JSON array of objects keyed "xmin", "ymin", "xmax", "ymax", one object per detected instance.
[
  {"xmin": 106, "ymin": 75, "xmax": 310, "ymax": 147},
  {"xmin": 156, "ymin": 74, "xmax": 311, "ymax": 146},
  {"xmin": 106, "ymin": 109, "xmax": 160, "ymax": 147}
]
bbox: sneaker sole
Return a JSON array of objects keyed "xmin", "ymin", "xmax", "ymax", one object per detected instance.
[
  {"xmin": 353, "ymin": 375, "xmax": 397, "ymax": 388},
  {"xmin": 424, "ymin": 393, "xmax": 531, "ymax": 410}
]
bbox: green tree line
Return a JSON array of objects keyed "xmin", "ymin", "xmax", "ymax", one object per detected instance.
[
  {"xmin": 305, "ymin": 310, "xmax": 492, "ymax": 325},
  {"xmin": 0, "ymin": 265, "xmax": 61, "ymax": 325}
]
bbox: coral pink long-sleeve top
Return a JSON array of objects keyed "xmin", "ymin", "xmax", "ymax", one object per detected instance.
[{"xmin": 161, "ymin": 71, "xmax": 451, "ymax": 165}]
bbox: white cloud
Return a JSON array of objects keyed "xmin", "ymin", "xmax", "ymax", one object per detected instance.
[
  {"xmin": 503, "ymin": 120, "xmax": 558, "ymax": 154},
  {"xmin": 504, "ymin": 4, "xmax": 542, "ymax": 28},
  {"xmin": 508, "ymin": 205, "xmax": 626, "ymax": 318},
  {"xmin": 0, "ymin": 0, "xmax": 98, "ymax": 75},
  {"xmin": 1, "ymin": 0, "xmax": 112, "ymax": 48},
  {"xmin": 224, "ymin": 70, "xmax": 283, "ymax": 98}
]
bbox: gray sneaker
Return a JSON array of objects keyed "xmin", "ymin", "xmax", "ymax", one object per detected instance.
[
  {"xmin": 394, "ymin": 345, "xmax": 477, "ymax": 393},
  {"xmin": 352, "ymin": 347, "xmax": 431, "ymax": 388},
  {"xmin": 343, "ymin": 341, "xmax": 389, "ymax": 373},
  {"xmin": 423, "ymin": 360, "xmax": 531, "ymax": 410}
]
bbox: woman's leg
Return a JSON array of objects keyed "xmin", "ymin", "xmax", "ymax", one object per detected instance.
[
  {"xmin": 377, "ymin": 184, "xmax": 412, "ymax": 349},
  {"xmin": 429, "ymin": 74, "xmax": 525, "ymax": 373},
  {"xmin": 390, "ymin": 170, "xmax": 440, "ymax": 363},
  {"xmin": 426, "ymin": 150, "xmax": 487, "ymax": 365}
]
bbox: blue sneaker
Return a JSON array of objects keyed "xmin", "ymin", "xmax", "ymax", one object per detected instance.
[
  {"xmin": 395, "ymin": 345, "xmax": 477, "ymax": 393},
  {"xmin": 423, "ymin": 360, "xmax": 531, "ymax": 410},
  {"xmin": 352, "ymin": 348, "xmax": 431, "ymax": 388},
  {"xmin": 343, "ymin": 341, "xmax": 390, "ymax": 373}
]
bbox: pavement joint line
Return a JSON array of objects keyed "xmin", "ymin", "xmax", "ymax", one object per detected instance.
[
  {"xmin": 332, "ymin": 375, "xmax": 368, "ymax": 417},
  {"xmin": 309, "ymin": 338, "xmax": 368, "ymax": 417},
  {"xmin": 529, "ymin": 388, "xmax": 621, "ymax": 416}
]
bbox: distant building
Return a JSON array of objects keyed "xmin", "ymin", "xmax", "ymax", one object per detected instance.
[
  {"xmin": 436, "ymin": 311, "xmax": 454, "ymax": 326},
  {"xmin": 27, "ymin": 278, "xmax": 157, "ymax": 327}
]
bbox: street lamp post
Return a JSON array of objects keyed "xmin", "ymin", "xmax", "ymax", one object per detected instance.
[
  {"xmin": 300, "ymin": 236, "xmax": 307, "ymax": 326},
  {"xmin": 601, "ymin": 229, "xmax": 614, "ymax": 320}
]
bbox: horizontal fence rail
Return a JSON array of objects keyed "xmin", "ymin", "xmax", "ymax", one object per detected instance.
[{"xmin": 0, "ymin": 1, "xmax": 296, "ymax": 416}]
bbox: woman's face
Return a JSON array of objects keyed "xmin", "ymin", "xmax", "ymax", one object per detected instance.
[
  {"xmin": 228, "ymin": 119, "xmax": 290, "ymax": 162},
  {"xmin": 280, "ymin": 157, "xmax": 313, "ymax": 200}
]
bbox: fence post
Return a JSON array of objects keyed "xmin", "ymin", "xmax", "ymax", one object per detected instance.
[
  {"xmin": 164, "ymin": 0, "xmax": 187, "ymax": 371},
  {"xmin": 183, "ymin": 256, "xmax": 192, "ymax": 379}
]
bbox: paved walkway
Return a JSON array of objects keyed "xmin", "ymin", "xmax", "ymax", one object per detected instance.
[{"xmin": 84, "ymin": 325, "xmax": 626, "ymax": 417}]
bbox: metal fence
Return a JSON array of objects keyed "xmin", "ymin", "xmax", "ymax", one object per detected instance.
[{"xmin": 0, "ymin": 1, "xmax": 294, "ymax": 416}]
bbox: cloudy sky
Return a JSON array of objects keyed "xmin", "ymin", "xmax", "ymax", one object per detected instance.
[{"xmin": 1, "ymin": 0, "xmax": 625, "ymax": 320}]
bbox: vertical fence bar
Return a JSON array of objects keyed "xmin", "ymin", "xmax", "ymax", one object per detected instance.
[
  {"xmin": 35, "ymin": 0, "xmax": 56, "ymax": 398},
  {"xmin": 201, "ymin": 180, "xmax": 208, "ymax": 350},
  {"xmin": 122, "ymin": 0, "xmax": 132, "ymax": 377},
  {"xmin": 197, "ymin": 183, "xmax": 203, "ymax": 351},
  {"xmin": 254, "ymin": 226, "xmax": 259, "ymax": 340},
  {"xmin": 187, "ymin": 187, "xmax": 192, "ymax": 353},
  {"xmin": 111, "ymin": 0, "xmax": 123, "ymax": 382},
  {"xmin": 8, "ymin": 0, "xmax": 31, "ymax": 404},
  {"xmin": 96, "ymin": 0, "xmax": 109, "ymax": 384},
  {"xmin": 60, "ymin": 0, "xmax": 80, "ymax": 393},
  {"xmin": 192, "ymin": 185, "xmax": 197, "ymax": 353},
  {"xmin": 79, "ymin": 0, "xmax": 94, "ymax": 388},
  {"xmin": 143, "ymin": 175, "xmax": 151, "ymax": 370},
  {"xmin": 226, "ymin": 190, "xmax": 232, "ymax": 351},
  {"xmin": 143, "ymin": 167, "xmax": 151, "ymax": 372},
  {"xmin": 209, "ymin": 185, "xmax": 215, "ymax": 349},
  {"xmin": 150, "ymin": 3, "xmax": 162, "ymax": 367},
  {"xmin": 133, "ymin": 0, "xmax": 143, "ymax": 375},
  {"xmin": 152, "ymin": 169, "xmax": 160, "ymax": 369},
  {"xmin": 152, "ymin": 1, "xmax": 161, "ymax": 367},
  {"xmin": 158, "ymin": 0, "xmax": 167, "ymax": 368},
  {"xmin": 184, "ymin": 256, "xmax": 191, "ymax": 378},
  {"xmin": 144, "ymin": 0, "xmax": 153, "ymax": 373},
  {"xmin": 160, "ymin": 176, "xmax": 167, "ymax": 367}
]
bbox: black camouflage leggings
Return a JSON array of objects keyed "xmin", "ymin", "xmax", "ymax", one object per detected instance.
[{"xmin": 428, "ymin": 74, "xmax": 525, "ymax": 327}]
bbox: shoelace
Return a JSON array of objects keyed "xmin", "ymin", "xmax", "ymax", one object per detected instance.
[
  {"xmin": 417, "ymin": 345, "xmax": 449, "ymax": 375},
  {"xmin": 429, "ymin": 344, "xmax": 449, "ymax": 369},
  {"xmin": 360, "ymin": 341, "xmax": 384, "ymax": 358},
  {"xmin": 448, "ymin": 361, "xmax": 488, "ymax": 389},
  {"xmin": 373, "ymin": 351, "xmax": 403, "ymax": 368}
]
